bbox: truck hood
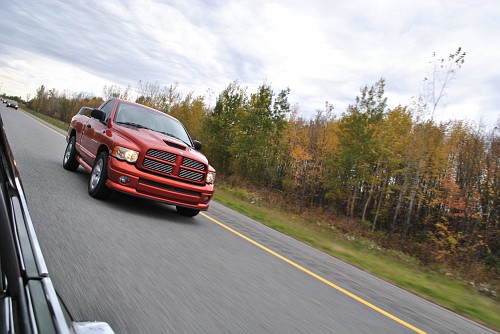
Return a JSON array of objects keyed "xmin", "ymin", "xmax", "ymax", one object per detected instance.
[{"xmin": 114, "ymin": 125, "xmax": 209, "ymax": 164}]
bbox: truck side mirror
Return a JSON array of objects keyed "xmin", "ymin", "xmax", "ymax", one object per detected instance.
[
  {"xmin": 91, "ymin": 109, "xmax": 106, "ymax": 122},
  {"xmin": 193, "ymin": 140, "xmax": 202, "ymax": 150}
]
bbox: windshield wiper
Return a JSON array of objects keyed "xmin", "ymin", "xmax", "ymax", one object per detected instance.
[
  {"xmin": 156, "ymin": 131, "xmax": 190, "ymax": 147},
  {"xmin": 116, "ymin": 121, "xmax": 151, "ymax": 130}
]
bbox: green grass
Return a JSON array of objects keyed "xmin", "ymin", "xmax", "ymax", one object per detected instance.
[
  {"xmin": 214, "ymin": 184, "xmax": 500, "ymax": 331},
  {"xmin": 22, "ymin": 107, "xmax": 69, "ymax": 131},
  {"xmin": 24, "ymin": 110, "xmax": 500, "ymax": 330}
]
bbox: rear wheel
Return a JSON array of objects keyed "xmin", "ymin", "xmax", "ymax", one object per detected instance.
[
  {"xmin": 88, "ymin": 152, "xmax": 111, "ymax": 199},
  {"xmin": 63, "ymin": 136, "xmax": 79, "ymax": 171},
  {"xmin": 176, "ymin": 206, "xmax": 200, "ymax": 217}
]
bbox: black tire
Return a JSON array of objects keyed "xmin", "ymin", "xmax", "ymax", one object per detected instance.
[
  {"xmin": 176, "ymin": 206, "xmax": 200, "ymax": 217},
  {"xmin": 88, "ymin": 152, "xmax": 111, "ymax": 199},
  {"xmin": 63, "ymin": 136, "xmax": 79, "ymax": 171}
]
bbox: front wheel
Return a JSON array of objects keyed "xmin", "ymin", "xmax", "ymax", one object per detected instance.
[
  {"xmin": 88, "ymin": 152, "xmax": 111, "ymax": 199},
  {"xmin": 176, "ymin": 206, "xmax": 200, "ymax": 217},
  {"xmin": 63, "ymin": 136, "xmax": 79, "ymax": 171}
]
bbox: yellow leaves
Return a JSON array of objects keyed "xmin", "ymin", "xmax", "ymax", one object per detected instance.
[
  {"xmin": 169, "ymin": 94, "xmax": 206, "ymax": 140},
  {"xmin": 447, "ymin": 235, "xmax": 458, "ymax": 247},
  {"xmin": 290, "ymin": 147, "xmax": 312, "ymax": 162},
  {"xmin": 284, "ymin": 110, "xmax": 339, "ymax": 197},
  {"xmin": 428, "ymin": 217, "xmax": 489, "ymax": 265},
  {"xmin": 429, "ymin": 220, "xmax": 460, "ymax": 263}
]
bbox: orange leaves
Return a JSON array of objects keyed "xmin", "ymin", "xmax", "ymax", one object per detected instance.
[
  {"xmin": 290, "ymin": 146, "xmax": 312, "ymax": 162},
  {"xmin": 439, "ymin": 173, "xmax": 467, "ymax": 217}
]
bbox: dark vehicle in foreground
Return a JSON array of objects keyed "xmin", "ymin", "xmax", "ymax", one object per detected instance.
[
  {"xmin": 0, "ymin": 113, "xmax": 114, "ymax": 333},
  {"xmin": 5, "ymin": 99, "xmax": 18, "ymax": 110},
  {"xmin": 63, "ymin": 98, "xmax": 215, "ymax": 216}
]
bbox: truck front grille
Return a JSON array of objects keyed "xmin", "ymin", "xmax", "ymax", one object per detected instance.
[
  {"xmin": 147, "ymin": 149, "xmax": 176, "ymax": 163},
  {"xmin": 142, "ymin": 149, "xmax": 207, "ymax": 183},
  {"xmin": 182, "ymin": 157, "xmax": 206, "ymax": 171},
  {"xmin": 143, "ymin": 158, "xmax": 173, "ymax": 175},
  {"xmin": 179, "ymin": 168, "xmax": 204, "ymax": 181}
]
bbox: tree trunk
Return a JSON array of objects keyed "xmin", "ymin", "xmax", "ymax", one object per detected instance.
[
  {"xmin": 362, "ymin": 164, "xmax": 379, "ymax": 222},
  {"xmin": 372, "ymin": 175, "xmax": 387, "ymax": 232},
  {"xmin": 402, "ymin": 154, "xmax": 424, "ymax": 239}
]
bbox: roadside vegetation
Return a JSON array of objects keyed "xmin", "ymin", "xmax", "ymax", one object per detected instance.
[
  {"xmin": 5, "ymin": 48, "xmax": 499, "ymax": 329},
  {"xmin": 214, "ymin": 179, "xmax": 499, "ymax": 330}
]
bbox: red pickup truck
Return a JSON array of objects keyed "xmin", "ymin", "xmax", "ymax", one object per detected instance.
[{"xmin": 63, "ymin": 98, "xmax": 215, "ymax": 216}]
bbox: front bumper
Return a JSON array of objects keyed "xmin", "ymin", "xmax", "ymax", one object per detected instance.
[{"xmin": 106, "ymin": 156, "xmax": 214, "ymax": 210}]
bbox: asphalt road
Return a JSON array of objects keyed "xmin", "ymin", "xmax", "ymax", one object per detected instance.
[{"xmin": 1, "ymin": 104, "xmax": 496, "ymax": 334}]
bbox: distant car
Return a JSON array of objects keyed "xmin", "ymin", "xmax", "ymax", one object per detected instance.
[{"xmin": 5, "ymin": 99, "xmax": 18, "ymax": 109}]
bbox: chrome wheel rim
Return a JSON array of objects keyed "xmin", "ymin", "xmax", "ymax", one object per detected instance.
[
  {"xmin": 64, "ymin": 141, "xmax": 73, "ymax": 164},
  {"xmin": 90, "ymin": 159, "xmax": 103, "ymax": 190}
]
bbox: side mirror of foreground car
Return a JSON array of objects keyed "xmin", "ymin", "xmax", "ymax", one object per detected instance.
[{"xmin": 0, "ymin": 113, "xmax": 115, "ymax": 334}]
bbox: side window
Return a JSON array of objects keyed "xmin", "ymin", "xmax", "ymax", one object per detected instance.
[
  {"xmin": 100, "ymin": 101, "xmax": 115, "ymax": 122},
  {"xmin": 78, "ymin": 107, "xmax": 93, "ymax": 117}
]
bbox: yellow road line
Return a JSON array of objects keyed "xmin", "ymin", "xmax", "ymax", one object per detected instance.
[{"xmin": 201, "ymin": 212, "xmax": 426, "ymax": 334}]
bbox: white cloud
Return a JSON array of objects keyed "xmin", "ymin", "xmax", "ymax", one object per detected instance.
[
  {"xmin": 0, "ymin": 48, "xmax": 113, "ymax": 99},
  {"xmin": 0, "ymin": 0, "xmax": 498, "ymax": 126}
]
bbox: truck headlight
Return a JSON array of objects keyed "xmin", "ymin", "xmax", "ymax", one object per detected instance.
[
  {"xmin": 112, "ymin": 146, "xmax": 139, "ymax": 163},
  {"xmin": 206, "ymin": 172, "xmax": 216, "ymax": 184}
]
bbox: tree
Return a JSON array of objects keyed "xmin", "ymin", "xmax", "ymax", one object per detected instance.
[
  {"xmin": 32, "ymin": 85, "xmax": 47, "ymax": 113},
  {"xmin": 103, "ymin": 84, "xmax": 131, "ymax": 100},
  {"xmin": 230, "ymin": 84, "xmax": 290, "ymax": 187},
  {"xmin": 371, "ymin": 105, "xmax": 413, "ymax": 231},
  {"xmin": 326, "ymin": 78, "xmax": 387, "ymax": 219},
  {"xmin": 169, "ymin": 92, "xmax": 206, "ymax": 141},
  {"xmin": 136, "ymin": 81, "xmax": 181, "ymax": 113},
  {"xmin": 401, "ymin": 48, "xmax": 466, "ymax": 239},
  {"xmin": 284, "ymin": 104, "xmax": 338, "ymax": 208},
  {"xmin": 202, "ymin": 81, "xmax": 247, "ymax": 174}
]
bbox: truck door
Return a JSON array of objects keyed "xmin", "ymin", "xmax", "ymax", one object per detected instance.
[
  {"xmin": 74, "ymin": 109, "xmax": 92, "ymax": 145},
  {"xmin": 79, "ymin": 101, "xmax": 115, "ymax": 166}
]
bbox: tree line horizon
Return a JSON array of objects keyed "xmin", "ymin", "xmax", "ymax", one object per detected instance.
[{"xmin": 15, "ymin": 48, "xmax": 500, "ymax": 277}]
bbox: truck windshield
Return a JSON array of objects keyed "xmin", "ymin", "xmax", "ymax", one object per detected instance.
[{"xmin": 114, "ymin": 103, "xmax": 192, "ymax": 146}]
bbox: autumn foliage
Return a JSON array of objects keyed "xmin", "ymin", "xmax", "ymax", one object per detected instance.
[{"xmin": 25, "ymin": 49, "xmax": 500, "ymax": 277}]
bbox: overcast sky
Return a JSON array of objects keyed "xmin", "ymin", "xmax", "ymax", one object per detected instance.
[{"xmin": 0, "ymin": 0, "xmax": 498, "ymax": 126}]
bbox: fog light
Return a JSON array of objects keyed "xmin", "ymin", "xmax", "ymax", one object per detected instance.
[
  {"xmin": 119, "ymin": 176, "xmax": 130, "ymax": 184},
  {"xmin": 203, "ymin": 196, "xmax": 211, "ymax": 203}
]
